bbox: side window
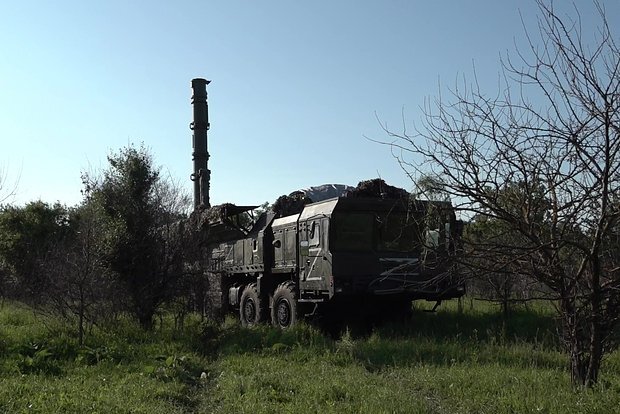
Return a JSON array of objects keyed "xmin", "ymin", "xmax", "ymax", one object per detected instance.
[
  {"xmin": 274, "ymin": 230, "xmax": 283, "ymax": 262},
  {"xmin": 309, "ymin": 221, "xmax": 321, "ymax": 247}
]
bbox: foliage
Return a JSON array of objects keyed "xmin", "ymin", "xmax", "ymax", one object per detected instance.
[
  {"xmin": 414, "ymin": 174, "xmax": 450, "ymax": 202},
  {"xmin": 0, "ymin": 201, "xmax": 70, "ymax": 300},
  {"xmin": 83, "ymin": 144, "xmax": 191, "ymax": 329},
  {"xmin": 0, "ymin": 145, "xmax": 194, "ymax": 338},
  {"xmin": 0, "ymin": 200, "xmax": 121, "ymax": 345}
]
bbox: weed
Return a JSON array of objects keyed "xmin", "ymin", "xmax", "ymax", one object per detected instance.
[{"xmin": 147, "ymin": 354, "xmax": 205, "ymax": 385}]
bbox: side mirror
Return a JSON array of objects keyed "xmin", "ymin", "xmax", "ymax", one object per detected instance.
[
  {"xmin": 300, "ymin": 240, "xmax": 309, "ymax": 256},
  {"xmin": 273, "ymin": 239, "xmax": 282, "ymax": 248}
]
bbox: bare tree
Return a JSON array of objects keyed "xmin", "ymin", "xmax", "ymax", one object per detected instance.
[
  {"xmin": 465, "ymin": 207, "xmax": 551, "ymax": 319},
  {"xmin": 0, "ymin": 164, "xmax": 18, "ymax": 205},
  {"xmin": 378, "ymin": 0, "xmax": 620, "ymax": 386}
]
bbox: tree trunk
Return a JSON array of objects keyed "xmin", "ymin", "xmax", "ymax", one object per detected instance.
[
  {"xmin": 78, "ymin": 305, "xmax": 84, "ymax": 346},
  {"xmin": 78, "ymin": 288, "xmax": 85, "ymax": 346},
  {"xmin": 139, "ymin": 313, "xmax": 154, "ymax": 330},
  {"xmin": 561, "ymin": 296, "xmax": 603, "ymax": 387},
  {"xmin": 569, "ymin": 335, "xmax": 586, "ymax": 386},
  {"xmin": 585, "ymin": 263, "xmax": 604, "ymax": 386},
  {"xmin": 585, "ymin": 329, "xmax": 603, "ymax": 387},
  {"xmin": 137, "ymin": 305, "xmax": 155, "ymax": 330}
]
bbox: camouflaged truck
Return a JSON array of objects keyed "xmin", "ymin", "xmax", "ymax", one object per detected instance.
[{"xmin": 208, "ymin": 191, "xmax": 465, "ymax": 328}]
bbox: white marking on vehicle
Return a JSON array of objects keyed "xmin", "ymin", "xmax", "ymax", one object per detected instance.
[{"xmin": 379, "ymin": 258, "xmax": 419, "ymax": 276}]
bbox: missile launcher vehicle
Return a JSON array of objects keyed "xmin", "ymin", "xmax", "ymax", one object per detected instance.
[{"xmin": 188, "ymin": 78, "xmax": 464, "ymax": 327}]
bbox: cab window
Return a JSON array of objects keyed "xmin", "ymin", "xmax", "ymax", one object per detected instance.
[{"xmin": 309, "ymin": 221, "xmax": 321, "ymax": 247}]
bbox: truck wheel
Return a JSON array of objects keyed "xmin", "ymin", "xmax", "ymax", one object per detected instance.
[
  {"xmin": 271, "ymin": 283, "xmax": 297, "ymax": 329},
  {"xmin": 240, "ymin": 284, "xmax": 264, "ymax": 327}
]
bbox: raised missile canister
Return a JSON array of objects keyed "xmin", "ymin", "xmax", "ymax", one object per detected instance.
[{"xmin": 190, "ymin": 78, "xmax": 211, "ymax": 208}]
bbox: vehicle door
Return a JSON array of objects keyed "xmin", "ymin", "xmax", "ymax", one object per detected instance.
[{"xmin": 301, "ymin": 218, "xmax": 328, "ymax": 290}]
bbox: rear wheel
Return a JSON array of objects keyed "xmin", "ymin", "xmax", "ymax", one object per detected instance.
[
  {"xmin": 271, "ymin": 283, "xmax": 297, "ymax": 329},
  {"xmin": 240, "ymin": 283, "xmax": 265, "ymax": 327}
]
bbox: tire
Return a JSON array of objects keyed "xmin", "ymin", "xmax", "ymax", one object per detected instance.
[
  {"xmin": 239, "ymin": 283, "xmax": 265, "ymax": 327},
  {"xmin": 271, "ymin": 283, "xmax": 298, "ymax": 329}
]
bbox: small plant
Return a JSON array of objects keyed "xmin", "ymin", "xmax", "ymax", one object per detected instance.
[
  {"xmin": 335, "ymin": 328, "xmax": 355, "ymax": 357},
  {"xmin": 146, "ymin": 354, "xmax": 204, "ymax": 385},
  {"xmin": 75, "ymin": 345, "xmax": 121, "ymax": 365},
  {"xmin": 15, "ymin": 344, "xmax": 61, "ymax": 375}
]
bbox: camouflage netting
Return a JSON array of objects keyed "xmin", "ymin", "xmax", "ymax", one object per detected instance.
[
  {"xmin": 271, "ymin": 180, "xmax": 409, "ymax": 217},
  {"xmin": 181, "ymin": 179, "xmax": 408, "ymax": 246},
  {"xmin": 272, "ymin": 190, "xmax": 313, "ymax": 217},
  {"xmin": 188, "ymin": 203, "xmax": 237, "ymax": 228},
  {"xmin": 345, "ymin": 178, "xmax": 409, "ymax": 199},
  {"xmin": 184, "ymin": 202, "xmax": 250, "ymax": 247}
]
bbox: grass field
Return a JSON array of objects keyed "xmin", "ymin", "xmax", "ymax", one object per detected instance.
[{"xmin": 1, "ymin": 299, "xmax": 619, "ymax": 413}]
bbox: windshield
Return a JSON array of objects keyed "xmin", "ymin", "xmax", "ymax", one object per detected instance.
[{"xmin": 331, "ymin": 211, "xmax": 420, "ymax": 252}]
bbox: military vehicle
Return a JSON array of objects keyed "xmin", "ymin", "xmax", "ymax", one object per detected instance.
[
  {"xmin": 211, "ymin": 192, "xmax": 464, "ymax": 328},
  {"xmin": 188, "ymin": 78, "xmax": 464, "ymax": 328}
]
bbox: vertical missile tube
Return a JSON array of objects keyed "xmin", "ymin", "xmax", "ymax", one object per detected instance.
[{"xmin": 190, "ymin": 78, "xmax": 211, "ymax": 208}]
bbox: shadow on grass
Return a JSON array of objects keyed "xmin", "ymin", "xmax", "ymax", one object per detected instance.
[
  {"xmin": 343, "ymin": 302, "xmax": 565, "ymax": 371},
  {"xmin": 375, "ymin": 304, "xmax": 559, "ymax": 346},
  {"xmin": 206, "ymin": 302, "xmax": 567, "ymax": 372},
  {"xmin": 205, "ymin": 319, "xmax": 331, "ymax": 357}
]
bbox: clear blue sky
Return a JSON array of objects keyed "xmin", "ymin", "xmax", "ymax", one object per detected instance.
[{"xmin": 1, "ymin": 1, "xmax": 618, "ymax": 207}]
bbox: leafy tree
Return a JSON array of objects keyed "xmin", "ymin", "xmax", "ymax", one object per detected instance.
[
  {"xmin": 414, "ymin": 174, "xmax": 450, "ymax": 202},
  {"xmin": 84, "ymin": 145, "xmax": 191, "ymax": 329},
  {"xmin": 379, "ymin": 1, "xmax": 620, "ymax": 386},
  {"xmin": 0, "ymin": 201, "xmax": 69, "ymax": 300}
]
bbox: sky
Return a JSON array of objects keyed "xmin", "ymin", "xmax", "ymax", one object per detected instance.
[{"xmin": 1, "ymin": 1, "xmax": 619, "ymax": 208}]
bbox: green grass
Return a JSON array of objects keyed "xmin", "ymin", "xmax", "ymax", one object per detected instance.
[
  {"xmin": 205, "ymin": 300, "xmax": 620, "ymax": 413},
  {"xmin": 0, "ymin": 303, "xmax": 210, "ymax": 413},
  {"xmin": 1, "ymin": 299, "xmax": 619, "ymax": 413}
]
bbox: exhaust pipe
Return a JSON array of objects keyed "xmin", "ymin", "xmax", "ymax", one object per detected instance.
[{"xmin": 190, "ymin": 78, "xmax": 211, "ymax": 208}]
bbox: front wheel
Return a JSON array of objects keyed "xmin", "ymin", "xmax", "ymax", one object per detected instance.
[
  {"xmin": 240, "ymin": 283, "xmax": 265, "ymax": 327},
  {"xmin": 271, "ymin": 283, "xmax": 297, "ymax": 329}
]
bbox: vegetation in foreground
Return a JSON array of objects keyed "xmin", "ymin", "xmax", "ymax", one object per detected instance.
[{"xmin": 1, "ymin": 299, "xmax": 619, "ymax": 413}]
